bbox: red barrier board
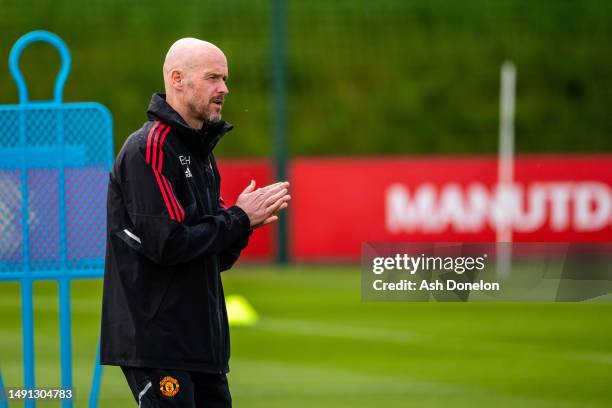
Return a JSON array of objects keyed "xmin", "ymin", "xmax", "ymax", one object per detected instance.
[
  {"xmin": 290, "ymin": 156, "xmax": 612, "ymax": 261},
  {"xmin": 217, "ymin": 156, "xmax": 612, "ymax": 261}
]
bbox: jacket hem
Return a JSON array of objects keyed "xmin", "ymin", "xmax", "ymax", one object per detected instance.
[{"xmin": 101, "ymin": 357, "xmax": 229, "ymax": 374}]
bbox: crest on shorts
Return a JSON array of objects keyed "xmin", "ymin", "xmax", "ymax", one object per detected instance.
[{"xmin": 159, "ymin": 376, "xmax": 180, "ymax": 397}]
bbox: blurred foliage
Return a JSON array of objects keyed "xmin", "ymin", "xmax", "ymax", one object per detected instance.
[{"xmin": 0, "ymin": 0, "xmax": 610, "ymax": 156}]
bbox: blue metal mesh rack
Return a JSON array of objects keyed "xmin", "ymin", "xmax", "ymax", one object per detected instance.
[{"xmin": 0, "ymin": 31, "xmax": 113, "ymax": 408}]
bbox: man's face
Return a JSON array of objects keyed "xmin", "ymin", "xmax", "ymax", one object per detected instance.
[{"xmin": 184, "ymin": 57, "xmax": 229, "ymax": 124}]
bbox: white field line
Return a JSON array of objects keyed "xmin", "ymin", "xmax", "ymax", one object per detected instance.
[
  {"xmin": 254, "ymin": 317, "xmax": 612, "ymax": 366},
  {"xmin": 232, "ymin": 359, "xmax": 588, "ymax": 408},
  {"xmin": 255, "ymin": 317, "xmax": 418, "ymax": 344},
  {"xmin": 1, "ymin": 295, "xmax": 610, "ymax": 366}
]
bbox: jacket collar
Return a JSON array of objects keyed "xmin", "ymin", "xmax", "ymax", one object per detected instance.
[{"xmin": 146, "ymin": 93, "xmax": 233, "ymax": 155}]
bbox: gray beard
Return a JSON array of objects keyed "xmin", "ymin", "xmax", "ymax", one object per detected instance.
[
  {"xmin": 186, "ymin": 100, "xmax": 221, "ymax": 125},
  {"xmin": 206, "ymin": 112, "xmax": 222, "ymax": 123}
]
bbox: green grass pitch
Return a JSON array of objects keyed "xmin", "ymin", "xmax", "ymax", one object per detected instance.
[{"xmin": 1, "ymin": 266, "xmax": 611, "ymax": 407}]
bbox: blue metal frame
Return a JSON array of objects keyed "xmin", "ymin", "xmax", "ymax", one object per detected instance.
[
  {"xmin": 0, "ymin": 31, "xmax": 112, "ymax": 408},
  {"xmin": 9, "ymin": 30, "xmax": 71, "ymax": 105},
  {"xmin": 0, "ymin": 369, "xmax": 7, "ymax": 408}
]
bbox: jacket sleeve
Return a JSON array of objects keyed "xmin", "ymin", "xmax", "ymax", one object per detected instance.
[
  {"xmin": 219, "ymin": 225, "xmax": 252, "ymax": 272},
  {"xmin": 117, "ymin": 135, "xmax": 251, "ymax": 266},
  {"xmin": 217, "ymin": 192, "xmax": 252, "ymax": 272}
]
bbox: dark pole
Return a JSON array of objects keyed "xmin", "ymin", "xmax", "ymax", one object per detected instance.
[{"xmin": 271, "ymin": 0, "xmax": 289, "ymax": 264}]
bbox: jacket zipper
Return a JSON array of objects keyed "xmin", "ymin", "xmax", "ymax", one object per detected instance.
[{"xmin": 203, "ymin": 153, "xmax": 224, "ymax": 374}]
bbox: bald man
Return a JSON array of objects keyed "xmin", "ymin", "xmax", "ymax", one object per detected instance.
[{"xmin": 101, "ymin": 38, "xmax": 290, "ymax": 407}]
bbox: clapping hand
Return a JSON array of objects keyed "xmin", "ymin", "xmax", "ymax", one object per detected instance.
[{"xmin": 235, "ymin": 180, "xmax": 291, "ymax": 228}]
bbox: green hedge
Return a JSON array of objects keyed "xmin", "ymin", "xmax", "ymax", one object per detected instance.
[{"xmin": 1, "ymin": 0, "xmax": 610, "ymax": 156}]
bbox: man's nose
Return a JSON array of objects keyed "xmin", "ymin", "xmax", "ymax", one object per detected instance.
[{"xmin": 219, "ymin": 81, "xmax": 229, "ymax": 95}]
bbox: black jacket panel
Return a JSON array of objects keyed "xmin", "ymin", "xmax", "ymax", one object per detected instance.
[{"xmin": 101, "ymin": 93, "xmax": 251, "ymax": 373}]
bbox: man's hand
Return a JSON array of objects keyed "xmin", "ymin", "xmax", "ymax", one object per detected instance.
[{"xmin": 235, "ymin": 180, "xmax": 291, "ymax": 228}]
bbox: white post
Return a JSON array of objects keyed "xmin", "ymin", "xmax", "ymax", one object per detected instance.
[{"xmin": 497, "ymin": 61, "xmax": 516, "ymax": 278}]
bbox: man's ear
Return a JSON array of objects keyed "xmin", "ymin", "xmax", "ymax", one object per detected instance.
[{"xmin": 170, "ymin": 69, "xmax": 184, "ymax": 90}]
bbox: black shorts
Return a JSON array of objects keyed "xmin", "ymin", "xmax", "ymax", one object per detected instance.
[{"xmin": 121, "ymin": 366, "xmax": 232, "ymax": 408}]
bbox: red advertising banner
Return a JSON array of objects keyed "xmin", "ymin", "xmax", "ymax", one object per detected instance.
[
  {"xmin": 289, "ymin": 156, "xmax": 612, "ymax": 261},
  {"xmin": 218, "ymin": 156, "xmax": 612, "ymax": 262}
]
